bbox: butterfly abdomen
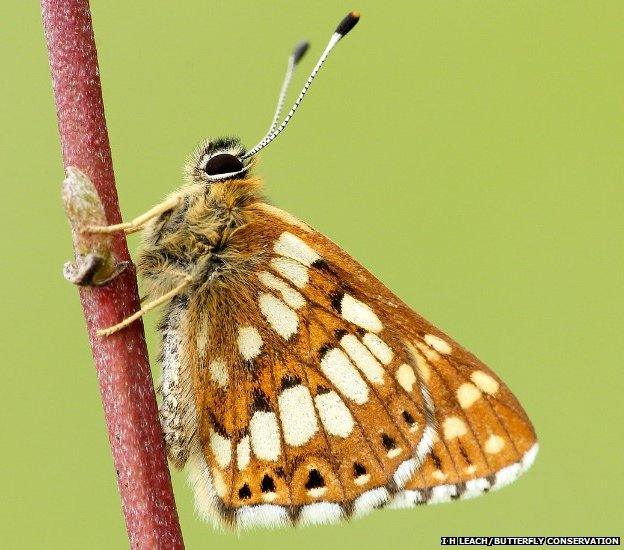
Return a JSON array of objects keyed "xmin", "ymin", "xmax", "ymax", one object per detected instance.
[{"xmin": 159, "ymin": 296, "xmax": 196, "ymax": 469}]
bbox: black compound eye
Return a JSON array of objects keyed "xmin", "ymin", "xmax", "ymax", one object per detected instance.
[{"xmin": 203, "ymin": 153, "xmax": 244, "ymax": 176}]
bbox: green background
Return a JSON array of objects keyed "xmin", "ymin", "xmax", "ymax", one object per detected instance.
[{"xmin": 2, "ymin": 1, "xmax": 622, "ymax": 548}]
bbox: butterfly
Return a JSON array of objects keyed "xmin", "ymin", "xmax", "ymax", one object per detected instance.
[{"xmin": 88, "ymin": 11, "xmax": 537, "ymax": 530}]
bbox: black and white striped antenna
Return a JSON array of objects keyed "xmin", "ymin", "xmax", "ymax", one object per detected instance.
[
  {"xmin": 265, "ymin": 40, "xmax": 310, "ymax": 137},
  {"xmin": 241, "ymin": 11, "xmax": 360, "ymax": 160}
]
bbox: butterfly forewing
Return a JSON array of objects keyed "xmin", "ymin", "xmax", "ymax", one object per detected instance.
[{"xmin": 175, "ymin": 202, "xmax": 537, "ymax": 529}]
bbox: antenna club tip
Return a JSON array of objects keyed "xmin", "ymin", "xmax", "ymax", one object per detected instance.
[
  {"xmin": 292, "ymin": 40, "xmax": 310, "ymax": 64},
  {"xmin": 335, "ymin": 10, "xmax": 360, "ymax": 36}
]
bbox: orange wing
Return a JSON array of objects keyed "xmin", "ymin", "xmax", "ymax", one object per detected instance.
[{"xmin": 169, "ymin": 202, "xmax": 537, "ymax": 530}]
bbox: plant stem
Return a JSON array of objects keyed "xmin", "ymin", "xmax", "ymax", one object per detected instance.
[{"xmin": 41, "ymin": 1, "xmax": 184, "ymax": 547}]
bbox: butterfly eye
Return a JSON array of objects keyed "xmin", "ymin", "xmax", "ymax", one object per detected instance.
[{"xmin": 203, "ymin": 153, "xmax": 244, "ymax": 177}]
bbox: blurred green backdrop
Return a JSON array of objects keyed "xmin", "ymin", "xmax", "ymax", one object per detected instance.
[{"xmin": 1, "ymin": 1, "xmax": 622, "ymax": 548}]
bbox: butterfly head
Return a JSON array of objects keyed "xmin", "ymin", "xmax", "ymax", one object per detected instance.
[
  {"xmin": 186, "ymin": 11, "xmax": 360, "ymax": 187},
  {"xmin": 189, "ymin": 136, "xmax": 252, "ymax": 184}
]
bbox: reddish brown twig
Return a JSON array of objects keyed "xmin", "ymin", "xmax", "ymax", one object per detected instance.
[{"xmin": 41, "ymin": 1, "xmax": 184, "ymax": 547}]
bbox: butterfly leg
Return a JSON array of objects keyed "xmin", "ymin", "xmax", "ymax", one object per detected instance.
[
  {"xmin": 97, "ymin": 273, "xmax": 193, "ymax": 337},
  {"xmin": 84, "ymin": 195, "xmax": 182, "ymax": 235}
]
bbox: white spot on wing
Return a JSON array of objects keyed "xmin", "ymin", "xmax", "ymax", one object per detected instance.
[
  {"xmin": 250, "ymin": 411, "xmax": 281, "ymax": 461},
  {"xmin": 471, "ymin": 370, "xmax": 500, "ymax": 394},
  {"xmin": 259, "ymin": 293, "xmax": 298, "ymax": 340},
  {"xmin": 340, "ymin": 334, "xmax": 384, "ymax": 384},
  {"xmin": 493, "ymin": 463, "xmax": 521, "ymax": 489},
  {"xmin": 362, "ymin": 332, "xmax": 394, "ymax": 364},
  {"xmin": 457, "ymin": 382, "xmax": 481, "ymax": 409},
  {"xmin": 278, "ymin": 385, "xmax": 318, "ymax": 446},
  {"xmin": 461, "ymin": 477, "xmax": 490, "ymax": 500},
  {"xmin": 307, "ymin": 487, "xmax": 327, "ymax": 498},
  {"xmin": 432, "ymin": 469, "xmax": 447, "ymax": 481},
  {"xmin": 320, "ymin": 348, "xmax": 369, "ymax": 405},
  {"xmin": 237, "ymin": 326, "xmax": 263, "ymax": 360},
  {"xmin": 236, "ymin": 504, "xmax": 289, "ymax": 529},
  {"xmin": 236, "ymin": 436, "xmax": 250, "ymax": 470},
  {"xmin": 387, "ymin": 490, "xmax": 423, "ymax": 508},
  {"xmin": 396, "ymin": 363, "xmax": 417, "ymax": 392},
  {"xmin": 208, "ymin": 358, "xmax": 228, "ymax": 388},
  {"xmin": 274, "ymin": 231, "xmax": 320, "ymax": 266},
  {"xmin": 428, "ymin": 484, "xmax": 457, "ymax": 503},
  {"xmin": 522, "ymin": 443, "xmax": 539, "ymax": 472},
  {"xmin": 354, "ymin": 473, "xmax": 370, "ymax": 486},
  {"xmin": 298, "ymin": 502, "xmax": 344, "ymax": 526},
  {"xmin": 270, "ymin": 257, "xmax": 309, "ymax": 288},
  {"xmin": 485, "ymin": 434, "xmax": 505, "ymax": 454},
  {"xmin": 424, "ymin": 333, "xmax": 452, "ymax": 354},
  {"xmin": 443, "ymin": 416, "xmax": 468, "ymax": 440},
  {"xmin": 314, "ymin": 390, "xmax": 355, "ymax": 437},
  {"xmin": 387, "ymin": 447, "xmax": 402, "ymax": 458},
  {"xmin": 340, "ymin": 294, "xmax": 383, "ymax": 333},
  {"xmin": 352, "ymin": 488, "xmax": 390, "ymax": 518},
  {"xmin": 258, "ymin": 271, "xmax": 305, "ymax": 309},
  {"xmin": 209, "ymin": 429, "xmax": 231, "ymax": 469}
]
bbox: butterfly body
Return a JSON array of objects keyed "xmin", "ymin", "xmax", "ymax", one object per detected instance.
[
  {"xmin": 132, "ymin": 136, "xmax": 538, "ymax": 530},
  {"xmin": 138, "ymin": 139, "xmax": 262, "ymax": 305}
]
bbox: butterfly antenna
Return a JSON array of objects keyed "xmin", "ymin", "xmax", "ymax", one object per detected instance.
[
  {"xmin": 265, "ymin": 40, "xmax": 310, "ymax": 136},
  {"xmin": 241, "ymin": 11, "xmax": 360, "ymax": 160}
]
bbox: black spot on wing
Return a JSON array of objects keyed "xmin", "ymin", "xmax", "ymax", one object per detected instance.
[
  {"xmin": 459, "ymin": 442, "xmax": 472, "ymax": 465},
  {"xmin": 304, "ymin": 469, "xmax": 325, "ymax": 490},
  {"xmin": 238, "ymin": 484, "xmax": 251, "ymax": 499},
  {"xmin": 252, "ymin": 389, "xmax": 271, "ymax": 412},
  {"xmin": 280, "ymin": 374, "xmax": 302, "ymax": 390},
  {"xmin": 381, "ymin": 433, "xmax": 398, "ymax": 451},
  {"xmin": 261, "ymin": 474, "xmax": 276, "ymax": 493},
  {"xmin": 402, "ymin": 410, "xmax": 416, "ymax": 426},
  {"xmin": 206, "ymin": 411, "xmax": 229, "ymax": 437},
  {"xmin": 329, "ymin": 290, "xmax": 344, "ymax": 312},
  {"xmin": 431, "ymin": 452, "xmax": 443, "ymax": 470},
  {"xmin": 318, "ymin": 343, "xmax": 332, "ymax": 358}
]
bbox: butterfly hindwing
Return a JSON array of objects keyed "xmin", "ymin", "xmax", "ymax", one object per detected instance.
[
  {"xmin": 170, "ymin": 202, "xmax": 537, "ymax": 529},
  {"xmin": 393, "ymin": 339, "xmax": 537, "ymax": 505}
]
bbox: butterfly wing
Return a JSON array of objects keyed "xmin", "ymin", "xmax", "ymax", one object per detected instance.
[{"xmin": 172, "ymin": 202, "xmax": 537, "ymax": 530}]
